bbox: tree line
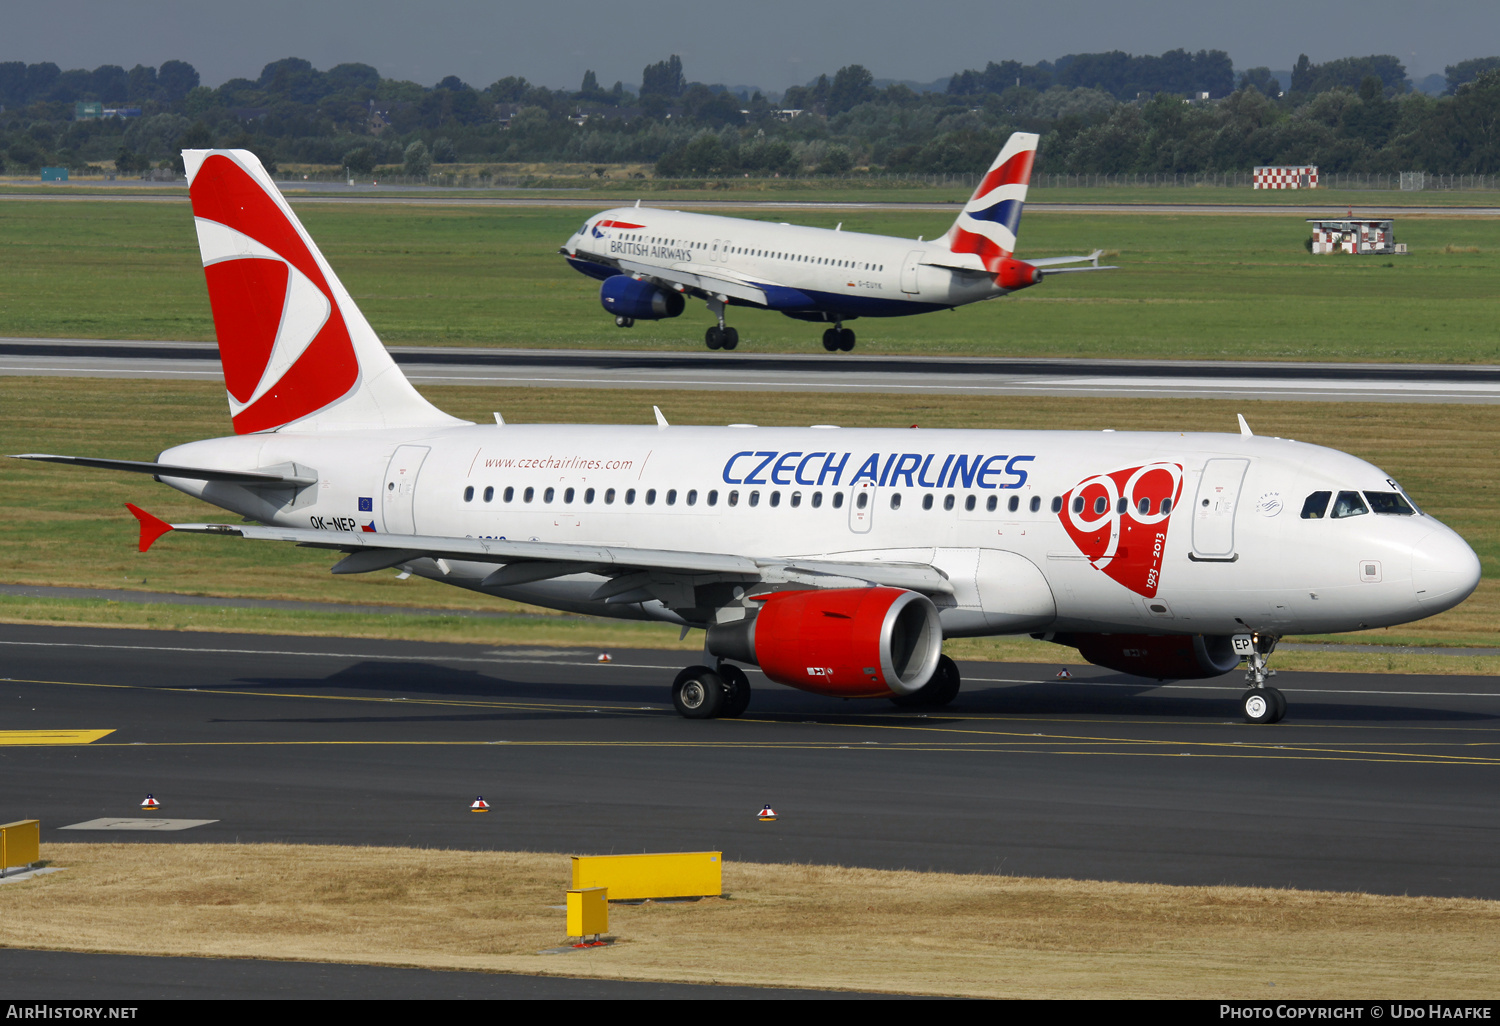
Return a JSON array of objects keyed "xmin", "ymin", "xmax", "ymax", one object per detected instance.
[{"xmin": 3, "ymin": 50, "xmax": 1500, "ymax": 178}]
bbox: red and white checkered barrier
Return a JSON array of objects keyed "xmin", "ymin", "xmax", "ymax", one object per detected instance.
[{"xmin": 1254, "ymin": 166, "xmax": 1318, "ymax": 189}]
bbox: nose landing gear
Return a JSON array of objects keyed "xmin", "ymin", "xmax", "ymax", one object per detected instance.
[{"xmin": 1240, "ymin": 634, "xmax": 1285, "ymax": 723}]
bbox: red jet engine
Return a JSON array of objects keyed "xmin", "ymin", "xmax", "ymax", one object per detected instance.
[{"xmin": 706, "ymin": 587, "xmax": 942, "ymax": 698}]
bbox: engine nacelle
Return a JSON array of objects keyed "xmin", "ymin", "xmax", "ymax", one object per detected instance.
[
  {"xmin": 599, "ymin": 275, "xmax": 685, "ymax": 320},
  {"xmin": 994, "ymin": 257, "xmax": 1042, "ymax": 291},
  {"xmin": 706, "ymin": 587, "xmax": 943, "ymax": 698},
  {"xmin": 1056, "ymin": 632, "xmax": 1242, "ymax": 680}
]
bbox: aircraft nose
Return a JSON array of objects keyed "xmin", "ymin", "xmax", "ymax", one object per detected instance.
[{"xmin": 1412, "ymin": 527, "xmax": 1482, "ymax": 612}]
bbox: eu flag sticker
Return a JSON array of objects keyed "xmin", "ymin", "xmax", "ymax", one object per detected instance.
[{"xmin": 358, "ymin": 497, "xmax": 373, "ymax": 512}]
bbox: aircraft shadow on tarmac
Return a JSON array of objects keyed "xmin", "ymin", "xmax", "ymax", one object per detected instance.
[
  {"xmin": 947, "ymin": 676, "xmax": 1500, "ymax": 724},
  {"xmin": 202, "ymin": 661, "xmax": 1499, "ymax": 726},
  {"xmin": 219, "ymin": 660, "xmax": 675, "ymax": 719}
]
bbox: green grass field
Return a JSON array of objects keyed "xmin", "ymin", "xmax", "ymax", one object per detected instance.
[
  {"xmin": 2, "ymin": 379, "xmax": 1496, "ymax": 662},
  {"xmin": 1, "ymin": 199, "xmax": 1497, "ymax": 361}
]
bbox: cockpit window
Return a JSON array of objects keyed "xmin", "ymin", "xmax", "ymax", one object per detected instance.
[
  {"xmin": 1331, "ymin": 490, "xmax": 1369, "ymax": 519},
  {"xmin": 1365, "ymin": 491, "xmax": 1416, "ymax": 515},
  {"xmin": 1300, "ymin": 491, "xmax": 1331, "ymax": 519},
  {"xmin": 580, "ymin": 222, "xmax": 590, "ymax": 235}
]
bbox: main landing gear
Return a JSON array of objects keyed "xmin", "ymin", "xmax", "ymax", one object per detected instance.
[
  {"xmin": 703, "ymin": 297, "xmax": 739, "ymax": 351},
  {"xmin": 821, "ymin": 325, "xmax": 855, "ymax": 352},
  {"xmin": 705, "ymin": 325, "xmax": 739, "ymax": 350},
  {"xmin": 1240, "ymin": 634, "xmax": 1286, "ymax": 724},
  {"xmin": 671, "ymin": 663, "xmax": 751, "ymax": 719},
  {"xmin": 614, "ymin": 315, "xmax": 635, "ymax": 327},
  {"xmin": 889, "ymin": 654, "xmax": 960, "ymax": 709}
]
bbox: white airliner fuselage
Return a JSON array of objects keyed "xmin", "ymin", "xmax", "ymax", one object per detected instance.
[
  {"xmin": 15, "ymin": 147, "xmax": 1479, "ymax": 724},
  {"xmin": 158, "ymin": 424, "xmax": 1476, "ymax": 646}
]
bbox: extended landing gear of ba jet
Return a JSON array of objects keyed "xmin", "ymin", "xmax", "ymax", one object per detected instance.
[
  {"xmin": 1239, "ymin": 633, "xmax": 1286, "ymax": 724},
  {"xmin": 703, "ymin": 297, "xmax": 739, "ymax": 351},
  {"xmin": 614, "ymin": 315, "xmax": 635, "ymax": 328},
  {"xmin": 671, "ymin": 663, "xmax": 752, "ymax": 719},
  {"xmin": 821, "ymin": 323, "xmax": 855, "ymax": 352}
]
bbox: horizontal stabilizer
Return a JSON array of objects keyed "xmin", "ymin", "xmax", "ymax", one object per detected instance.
[
  {"xmin": 1029, "ymin": 250, "xmax": 1118, "ymax": 275},
  {"xmin": 12, "ymin": 454, "xmax": 317, "ymax": 487}
]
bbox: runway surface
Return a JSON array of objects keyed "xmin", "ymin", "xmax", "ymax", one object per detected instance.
[
  {"xmin": 4, "ymin": 188, "xmax": 1498, "ymax": 216},
  {"xmin": 7, "ymin": 337, "xmax": 1500, "ymax": 403},
  {"xmin": 5, "ymin": 623, "xmax": 1499, "ymax": 901}
]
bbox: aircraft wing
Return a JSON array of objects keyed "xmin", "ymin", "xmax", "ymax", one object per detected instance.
[
  {"xmin": 132, "ymin": 507, "xmax": 954, "ymax": 600},
  {"xmin": 615, "ymin": 259, "xmax": 771, "ymax": 307}
]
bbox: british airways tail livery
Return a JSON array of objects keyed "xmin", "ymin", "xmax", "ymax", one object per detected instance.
[
  {"xmin": 14, "ymin": 149, "xmax": 1479, "ymax": 724},
  {"xmin": 561, "ymin": 132, "xmax": 1114, "ymax": 351}
]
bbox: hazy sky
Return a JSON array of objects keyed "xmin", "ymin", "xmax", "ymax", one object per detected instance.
[{"xmin": 5, "ymin": 1, "xmax": 1496, "ymax": 91}]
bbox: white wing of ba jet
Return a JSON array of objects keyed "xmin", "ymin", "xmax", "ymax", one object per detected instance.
[
  {"xmin": 13, "ymin": 149, "xmax": 1480, "ymax": 724},
  {"xmin": 560, "ymin": 132, "xmax": 1114, "ymax": 351}
]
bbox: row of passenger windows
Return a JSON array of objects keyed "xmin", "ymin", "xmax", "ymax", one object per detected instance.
[
  {"xmin": 1300, "ymin": 490, "xmax": 1416, "ymax": 519},
  {"xmin": 462, "ymin": 484, "xmax": 845, "ymax": 508},
  {"xmin": 458, "ymin": 485, "xmax": 1168, "ymax": 515},
  {"xmin": 603, "ymin": 230, "xmax": 884, "ymax": 272}
]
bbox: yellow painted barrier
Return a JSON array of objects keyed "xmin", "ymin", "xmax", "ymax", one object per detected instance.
[
  {"xmin": 571, "ymin": 851, "xmax": 722, "ymax": 901},
  {"xmin": 566, "ymin": 887, "xmax": 609, "ymax": 938},
  {"xmin": 1, "ymin": 819, "xmax": 40, "ymax": 875}
]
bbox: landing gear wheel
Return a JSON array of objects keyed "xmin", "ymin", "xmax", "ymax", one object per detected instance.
[
  {"xmin": 1241, "ymin": 687, "xmax": 1283, "ymax": 724},
  {"xmin": 673, "ymin": 665, "xmax": 726, "ymax": 719},
  {"xmin": 1267, "ymin": 687, "xmax": 1287, "ymax": 723},
  {"xmin": 717, "ymin": 663, "xmax": 752, "ymax": 717},
  {"xmin": 614, "ymin": 315, "xmax": 635, "ymax": 328},
  {"xmin": 705, "ymin": 327, "xmax": 723, "ymax": 350},
  {"xmin": 838, "ymin": 328, "xmax": 856, "ymax": 351},
  {"xmin": 822, "ymin": 328, "xmax": 839, "ymax": 352},
  {"xmin": 890, "ymin": 654, "xmax": 960, "ymax": 709},
  {"xmin": 721, "ymin": 327, "xmax": 739, "ymax": 351}
]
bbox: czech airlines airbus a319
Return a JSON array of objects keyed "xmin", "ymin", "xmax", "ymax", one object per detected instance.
[
  {"xmin": 15, "ymin": 149, "xmax": 1480, "ymax": 723},
  {"xmin": 561, "ymin": 132, "xmax": 1112, "ymax": 351}
]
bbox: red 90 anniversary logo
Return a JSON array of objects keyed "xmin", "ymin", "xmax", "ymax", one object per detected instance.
[{"xmin": 1057, "ymin": 463, "xmax": 1183, "ymax": 597}]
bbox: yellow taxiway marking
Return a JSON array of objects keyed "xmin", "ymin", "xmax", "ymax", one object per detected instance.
[{"xmin": 0, "ymin": 729, "xmax": 114, "ymax": 745}]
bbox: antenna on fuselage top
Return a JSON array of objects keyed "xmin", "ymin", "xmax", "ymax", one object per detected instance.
[
  {"xmin": 493, "ymin": 412, "xmax": 505, "ymax": 425},
  {"xmin": 654, "ymin": 405, "xmax": 669, "ymax": 430},
  {"xmin": 1238, "ymin": 414, "xmax": 1253, "ymax": 436}
]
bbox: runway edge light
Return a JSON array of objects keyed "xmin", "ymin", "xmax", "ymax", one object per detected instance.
[
  {"xmin": 758, "ymin": 805, "xmax": 777, "ymax": 822},
  {"xmin": 140, "ymin": 794, "xmax": 161, "ymax": 811},
  {"xmin": 470, "ymin": 796, "xmax": 490, "ymax": 812}
]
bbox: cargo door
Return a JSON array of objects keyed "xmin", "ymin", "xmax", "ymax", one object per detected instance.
[
  {"xmin": 1191, "ymin": 458, "xmax": 1248, "ymax": 559},
  {"xmin": 382, "ymin": 445, "xmax": 430, "ymax": 535}
]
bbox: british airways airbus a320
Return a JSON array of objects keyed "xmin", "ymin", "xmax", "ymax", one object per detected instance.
[
  {"xmin": 560, "ymin": 133, "xmax": 1112, "ymax": 351},
  {"xmin": 14, "ymin": 149, "xmax": 1479, "ymax": 724}
]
